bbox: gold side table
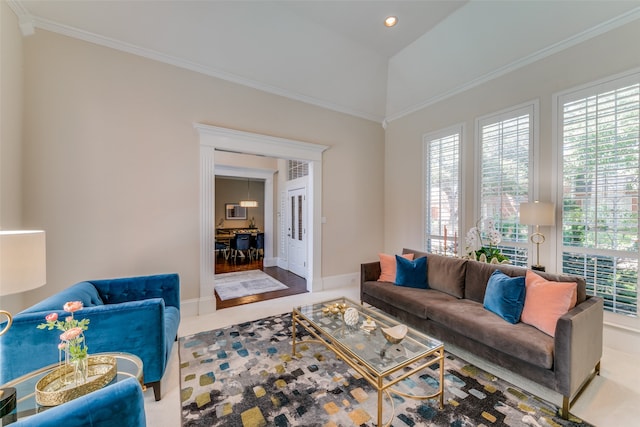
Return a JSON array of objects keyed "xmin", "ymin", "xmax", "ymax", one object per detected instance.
[{"xmin": 0, "ymin": 352, "xmax": 143, "ymax": 425}]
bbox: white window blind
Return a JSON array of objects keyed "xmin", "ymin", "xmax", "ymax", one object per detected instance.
[
  {"xmin": 478, "ymin": 106, "xmax": 533, "ymax": 267},
  {"xmin": 560, "ymin": 77, "xmax": 639, "ymax": 316},
  {"xmin": 287, "ymin": 160, "xmax": 308, "ymax": 180},
  {"xmin": 424, "ymin": 127, "xmax": 461, "ymax": 255}
]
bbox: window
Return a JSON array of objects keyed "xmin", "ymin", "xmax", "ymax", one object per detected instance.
[
  {"xmin": 424, "ymin": 126, "xmax": 461, "ymax": 255},
  {"xmin": 287, "ymin": 160, "xmax": 308, "ymax": 180},
  {"xmin": 477, "ymin": 104, "xmax": 536, "ymax": 266},
  {"xmin": 558, "ymin": 72, "xmax": 639, "ymax": 316}
]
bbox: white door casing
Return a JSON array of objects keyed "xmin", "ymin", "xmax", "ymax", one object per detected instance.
[{"xmin": 195, "ymin": 123, "xmax": 328, "ymax": 315}]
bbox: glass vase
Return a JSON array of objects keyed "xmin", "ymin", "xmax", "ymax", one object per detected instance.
[
  {"xmin": 71, "ymin": 356, "xmax": 89, "ymax": 386},
  {"xmin": 60, "ymin": 334, "xmax": 89, "ymax": 386}
]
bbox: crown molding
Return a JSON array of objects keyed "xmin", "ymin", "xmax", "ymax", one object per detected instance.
[
  {"xmin": 7, "ymin": 0, "xmax": 34, "ymax": 35},
  {"xmin": 385, "ymin": 6, "xmax": 640, "ymax": 123},
  {"xmin": 6, "ymin": 0, "xmax": 27, "ymax": 16},
  {"xmin": 10, "ymin": 1, "xmax": 637, "ymax": 128},
  {"xmin": 8, "ymin": 1, "xmax": 383, "ymax": 125}
]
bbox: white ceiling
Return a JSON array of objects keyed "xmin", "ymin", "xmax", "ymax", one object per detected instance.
[{"xmin": 10, "ymin": 0, "xmax": 640, "ymax": 124}]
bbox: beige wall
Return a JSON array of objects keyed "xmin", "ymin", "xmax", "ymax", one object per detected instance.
[
  {"xmin": 1, "ymin": 1, "xmax": 23, "ymax": 228},
  {"xmin": 384, "ymin": 20, "xmax": 640, "ymax": 269},
  {"xmin": 15, "ymin": 30, "xmax": 384, "ymax": 305},
  {"xmin": 0, "ymin": 2, "xmax": 26, "ymax": 311}
]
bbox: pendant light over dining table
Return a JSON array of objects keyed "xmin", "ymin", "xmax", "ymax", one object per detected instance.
[{"xmin": 239, "ymin": 178, "xmax": 258, "ymax": 208}]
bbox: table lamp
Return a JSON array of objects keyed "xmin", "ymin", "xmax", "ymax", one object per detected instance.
[
  {"xmin": 0, "ymin": 230, "xmax": 47, "ymax": 414},
  {"xmin": 519, "ymin": 202, "xmax": 555, "ymax": 272}
]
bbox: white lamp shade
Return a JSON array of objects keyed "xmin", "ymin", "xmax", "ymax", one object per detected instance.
[
  {"xmin": 239, "ymin": 200, "xmax": 258, "ymax": 208},
  {"xmin": 0, "ymin": 230, "xmax": 47, "ymax": 296},
  {"xmin": 519, "ymin": 202, "xmax": 555, "ymax": 226}
]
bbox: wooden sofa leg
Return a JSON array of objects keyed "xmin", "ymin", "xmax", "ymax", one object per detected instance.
[{"xmin": 148, "ymin": 381, "xmax": 161, "ymax": 401}]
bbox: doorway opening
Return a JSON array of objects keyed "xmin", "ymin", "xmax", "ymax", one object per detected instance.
[{"xmin": 196, "ymin": 123, "xmax": 328, "ymax": 315}]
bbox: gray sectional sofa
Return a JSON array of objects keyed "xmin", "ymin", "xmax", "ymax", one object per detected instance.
[{"xmin": 360, "ymin": 249, "xmax": 603, "ymax": 418}]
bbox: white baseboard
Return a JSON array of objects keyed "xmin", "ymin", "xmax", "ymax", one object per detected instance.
[
  {"xmin": 181, "ymin": 296, "xmax": 216, "ymax": 317},
  {"xmin": 317, "ymin": 272, "xmax": 359, "ymax": 290},
  {"xmin": 263, "ymin": 257, "xmax": 277, "ymax": 268}
]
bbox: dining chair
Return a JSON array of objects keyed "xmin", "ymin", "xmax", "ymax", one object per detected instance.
[{"xmin": 230, "ymin": 233, "xmax": 251, "ymax": 262}]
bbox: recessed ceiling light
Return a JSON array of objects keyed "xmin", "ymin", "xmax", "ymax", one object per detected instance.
[{"xmin": 384, "ymin": 16, "xmax": 398, "ymax": 28}]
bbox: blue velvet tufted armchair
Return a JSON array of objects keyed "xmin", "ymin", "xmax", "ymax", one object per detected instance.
[{"xmin": 0, "ymin": 274, "xmax": 180, "ymax": 401}]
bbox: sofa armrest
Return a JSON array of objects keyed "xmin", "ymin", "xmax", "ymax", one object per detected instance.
[
  {"xmin": 360, "ymin": 262, "xmax": 381, "ymax": 302},
  {"xmin": 77, "ymin": 300, "xmax": 177, "ymax": 383},
  {"xmin": 361, "ymin": 262, "xmax": 381, "ymax": 284},
  {"xmin": 554, "ymin": 295, "xmax": 603, "ymax": 398},
  {"xmin": 90, "ymin": 273, "xmax": 180, "ymax": 310}
]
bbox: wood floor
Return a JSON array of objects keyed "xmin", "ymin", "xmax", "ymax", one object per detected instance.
[{"xmin": 214, "ymin": 255, "xmax": 308, "ymax": 309}]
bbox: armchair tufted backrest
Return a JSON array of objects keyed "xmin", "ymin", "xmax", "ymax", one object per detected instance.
[{"xmin": 89, "ymin": 273, "xmax": 180, "ymax": 310}]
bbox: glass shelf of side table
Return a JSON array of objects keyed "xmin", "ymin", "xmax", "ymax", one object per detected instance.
[{"xmin": 0, "ymin": 352, "xmax": 143, "ymax": 426}]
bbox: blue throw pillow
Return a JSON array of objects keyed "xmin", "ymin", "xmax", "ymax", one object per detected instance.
[
  {"xmin": 483, "ymin": 270, "xmax": 526, "ymax": 324},
  {"xmin": 395, "ymin": 255, "xmax": 428, "ymax": 289}
]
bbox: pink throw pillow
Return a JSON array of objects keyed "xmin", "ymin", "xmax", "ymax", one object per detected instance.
[
  {"xmin": 378, "ymin": 253, "xmax": 414, "ymax": 282},
  {"xmin": 521, "ymin": 270, "xmax": 577, "ymax": 337}
]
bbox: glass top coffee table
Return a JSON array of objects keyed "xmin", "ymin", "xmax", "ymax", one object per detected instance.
[
  {"xmin": 0, "ymin": 352, "xmax": 143, "ymax": 426},
  {"xmin": 292, "ymin": 297, "xmax": 444, "ymax": 427}
]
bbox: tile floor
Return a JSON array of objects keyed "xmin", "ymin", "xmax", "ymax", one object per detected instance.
[{"xmin": 144, "ymin": 285, "xmax": 640, "ymax": 426}]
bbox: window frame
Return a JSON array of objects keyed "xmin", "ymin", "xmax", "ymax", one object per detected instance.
[
  {"xmin": 553, "ymin": 68, "xmax": 640, "ymax": 326},
  {"xmin": 422, "ymin": 124, "xmax": 464, "ymax": 256},
  {"xmin": 474, "ymin": 101, "xmax": 539, "ymax": 267}
]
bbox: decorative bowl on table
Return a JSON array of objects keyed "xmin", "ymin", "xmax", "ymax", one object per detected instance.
[
  {"xmin": 381, "ymin": 324, "xmax": 408, "ymax": 344},
  {"xmin": 35, "ymin": 355, "xmax": 117, "ymax": 406}
]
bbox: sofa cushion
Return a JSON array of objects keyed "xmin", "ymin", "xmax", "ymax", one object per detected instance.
[
  {"xmin": 378, "ymin": 253, "xmax": 414, "ymax": 282},
  {"xmin": 527, "ymin": 270, "xmax": 587, "ymax": 304},
  {"xmin": 464, "ymin": 261, "xmax": 527, "ymax": 303},
  {"xmin": 395, "ymin": 255, "xmax": 428, "ymax": 289},
  {"xmin": 402, "ymin": 250, "xmax": 467, "ymax": 298},
  {"xmin": 21, "ymin": 282, "xmax": 104, "ymax": 314},
  {"xmin": 465, "ymin": 260, "xmax": 587, "ymax": 305},
  {"xmin": 427, "ymin": 298, "xmax": 555, "ymax": 369},
  {"xmin": 521, "ymin": 270, "xmax": 577, "ymax": 337},
  {"xmin": 483, "ymin": 270, "xmax": 526, "ymax": 324},
  {"xmin": 362, "ymin": 281, "xmax": 457, "ymax": 320}
]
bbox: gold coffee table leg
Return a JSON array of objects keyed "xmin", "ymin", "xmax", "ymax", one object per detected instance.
[
  {"xmin": 377, "ymin": 387, "xmax": 383, "ymax": 426},
  {"xmin": 439, "ymin": 351, "xmax": 445, "ymax": 408},
  {"xmin": 291, "ymin": 311, "xmax": 297, "ymax": 355}
]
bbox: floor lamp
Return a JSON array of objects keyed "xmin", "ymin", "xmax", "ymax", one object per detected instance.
[
  {"xmin": 0, "ymin": 230, "xmax": 47, "ymax": 416},
  {"xmin": 519, "ymin": 202, "xmax": 555, "ymax": 272}
]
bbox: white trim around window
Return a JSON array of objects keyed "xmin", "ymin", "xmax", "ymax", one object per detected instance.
[
  {"xmin": 422, "ymin": 123, "xmax": 464, "ymax": 256},
  {"xmin": 474, "ymin": 100, "xmax": 539, "ymax": 267}
]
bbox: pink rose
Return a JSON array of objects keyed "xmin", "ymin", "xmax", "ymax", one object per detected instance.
[
  {"xmin": 58, "ymin": 342, "xmax": 67, "ymax": 350},
  {"xmin": 63, "ymin": 301, "xmax": 83, "ymax": 313},
  {"xmin": 60, "ymin": 327, "xmax": 83, "ymax": 341},
  {"xmin": 46, "ymin": 313, "xmax": 58, "ymax": 322}
]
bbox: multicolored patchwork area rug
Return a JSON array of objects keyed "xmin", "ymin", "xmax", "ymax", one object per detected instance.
[{"xmin": 179, "ymin": 313, "xmax": 592, "ymax": 427}]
